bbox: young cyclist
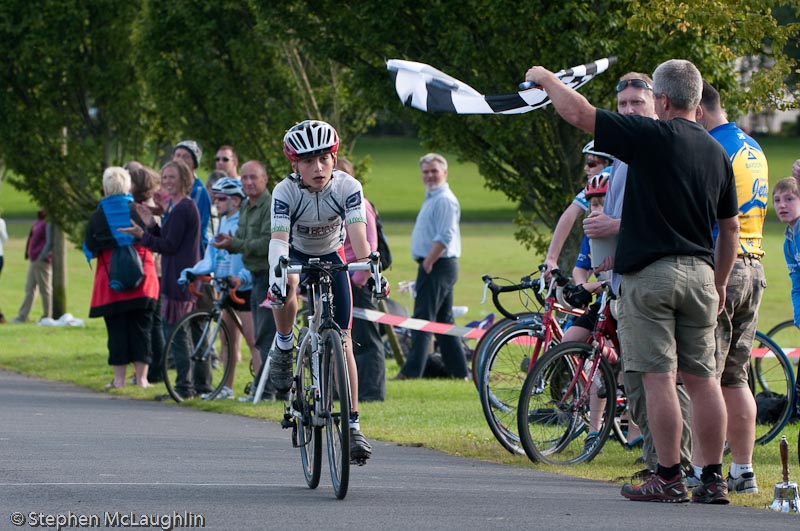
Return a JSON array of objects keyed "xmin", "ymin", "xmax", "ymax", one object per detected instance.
[
  {"xmin": 267, "ymin": 120, "xmax": 384, "ymax": 463},
  {"xmin": 774, "ymin": 177, "xmax": 800, "ymax": 328},
  {"xmin": 179, "ymin": 177, "xmax": 258, "ymax": 400}
]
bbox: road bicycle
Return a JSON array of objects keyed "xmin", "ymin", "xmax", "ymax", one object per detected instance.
[
  {"xmin": 477, "ymin": 268, "xmax": 584, "ymax": 455},
  {"xmin": 277, "ymin": 253, "xmax": 384, "ymax": 500},
  {"xmin": 161, "ymin": 274, "xmax": 246, "ymax": 403},
  {"xmin": 516, "ymin": 282, "xmax": 639, "ymax": 465}
]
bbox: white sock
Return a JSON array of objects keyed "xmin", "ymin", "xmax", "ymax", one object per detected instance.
[
  {"xmin": 276, "ymin": 332, "xmax": 294, "ymax": 351},
  {"xmin": 730, "ymin": 462, "xmax": 753, "ymax": 478},
  {"xmin": 691, "ymin": 464, "xmax": 703, "ymax": 479}
]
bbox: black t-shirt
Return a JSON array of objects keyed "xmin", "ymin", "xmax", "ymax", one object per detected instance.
[{"xmin": 594, "ymin": 109, "xmax": 738, "ymax": 274}]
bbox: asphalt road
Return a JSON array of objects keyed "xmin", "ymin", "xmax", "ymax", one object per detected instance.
[{"xmin": 1, "ymin": 370, "xmax": 798, "ymax": 531}]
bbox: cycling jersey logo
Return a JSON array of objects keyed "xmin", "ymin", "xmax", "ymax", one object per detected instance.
[
  {"xmin": 274, "ymin": 199, "xmax": 290, "ymax": 216},
  {"xmin": 346, "ymin": 191, "xmax": 362, "ymax": 209}
]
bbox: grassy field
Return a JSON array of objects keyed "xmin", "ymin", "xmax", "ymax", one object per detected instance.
[{"xmin": 0, "ymin": 135, "xmax": 799, "ymax": 510}]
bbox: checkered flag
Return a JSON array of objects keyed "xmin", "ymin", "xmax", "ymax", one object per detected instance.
[{"xmin": 387, "ymin": 57, "xmax": 616, "ymax": 114}]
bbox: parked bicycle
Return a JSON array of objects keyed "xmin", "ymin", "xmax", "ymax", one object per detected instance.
[
  {"xmin": 477, "ymin": 267, "xmax": 584, "ymax": 455},
  {"xmin": 277, "ymin": 253, "xmax": 384, "ymax": 500},
  {"xmin": 161, "ymin": 273, "xmax": 246, "ymax": 403},
  {"xmin": 516, "ymin": 281, "xmax": 639, "ymax": 465}
]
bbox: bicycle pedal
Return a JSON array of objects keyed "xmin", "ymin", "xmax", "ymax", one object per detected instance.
[{"xmin": 281, "ymin": 415, "xmax": 296, "ymax": 430}]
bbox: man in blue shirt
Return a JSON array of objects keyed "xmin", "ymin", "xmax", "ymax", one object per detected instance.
[{"xmin": 394, "ymin": 153, "xmax": 469, "ymax": 380}]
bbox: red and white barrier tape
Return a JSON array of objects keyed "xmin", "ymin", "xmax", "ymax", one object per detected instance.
[{"xmin": 352, "ymin": 308, "xmax": 487, "ymax": 339}]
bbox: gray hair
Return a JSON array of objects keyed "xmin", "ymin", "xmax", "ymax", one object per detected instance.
[
  {"xmin": 102, "ymin": 166, "xmax": 131, "ymax": 196},
  {"xmin": 418, "ymin": 152, "xmax": 448, "ymax": 170},
  {"xmin": 206, "ymin": 170, "xmax": 228, "ymax": 188},
  {"xmin": 652, "ymin": 59, "xmax": 702, "ymax": 111}
]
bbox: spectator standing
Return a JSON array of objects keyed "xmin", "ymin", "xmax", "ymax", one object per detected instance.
[
  {"xmin": 0, "ymin": 211, "xmax": 7, "ymax": 323},
  {"xmin": 542, "ymin": 142, "xmax": 614, "ymax": 274},
  {"xmin": 11, "ymin": 209, "xmax": 53, "ymax": 323},
  {"xmin": 181, "ymin": 177, "xmax": 257, "ymax": 400},
  {"xmin": 212, "ymin": 160, "xmax": 280, "ymax": 400},
  {"xmin": 393, "ymin": 153, "xmax": 469, "ymax": 381},
  {"xmin": 525, "ymin": 59, "xmax": 739, "ymax": 504},
  {"xmin": 128, "ymin": 164, "xmax": 166, "ymax": 383},
  {"xmin": 337, "ymin": 157, "xmax": 386, "ymax": 401},
  {"xmin": 774, "ymin": 177, "xmax": 800, "ymax": 325},
  {"xmin": 582, "ymin": 72, "xmax": 694, "ymax": 475},
  {"xmin": 84, "ymin": 167, "xmax": 159, "ymax": 389},
  {"xmin": 121, "ymin": 160, "xmax": 205, "ymax": 399},
  {"xmin": 215, "ymin": 145, "xmax": 239, "ymax": 178},
  {"xmin": 173, "ymin": 140, "xmax": 212, "ymax": 255},
  {"xmin": 691, "ymin": 80, "xmax": 769, "ymax": 494},
  {"xmin": 205, "ymin": 170, "xmax": 229, "ymax": 237}
]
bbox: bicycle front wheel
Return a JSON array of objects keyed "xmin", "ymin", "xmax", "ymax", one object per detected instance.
[
  {"xmin": 163, "ymin": 311, "xmax": 234, "ymax": 402},
  {"xmin": 296, "ymin": 328, "xmax": 322, "ymax": 489},
  {"xmin": 517, "ymin": 341, "xmax": 615, "ymax": 465},
  {"xmin": 478, "ymin": 317, "xmax": 550, "ymax": 455},
  {"xmin": 321, "ymin": 328, "xmax": 350, "ymax": 499},
  {"xmin": 751, "ymin": 330, "xmax": 796, "ymax": 446}
]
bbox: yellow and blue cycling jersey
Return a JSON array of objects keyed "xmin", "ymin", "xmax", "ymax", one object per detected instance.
[{"xmin": 709, "ymin": 122, "xmax": 768, "ymax": 257}]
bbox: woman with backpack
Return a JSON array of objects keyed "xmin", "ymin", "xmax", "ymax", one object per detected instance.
[{"xmin": 83, "ymin": 167, "xmax": 159, "ymax": 389}]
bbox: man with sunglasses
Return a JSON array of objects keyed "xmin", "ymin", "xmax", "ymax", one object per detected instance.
[
  {"xmin": 525, "ymin": 59, "xmax": 738, "ymax": 504},
  {"xmin": 215, "ymin": 145, "xmax": 239, "ymax": 179}
]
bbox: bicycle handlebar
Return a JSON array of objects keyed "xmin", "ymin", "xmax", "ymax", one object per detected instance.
[
  {"xmin": 187, "ymin": 273, "xmax": 245, "ymax": 305},
  {"xmin": 481, "ymin": 274, "xmax": 538, "ymax": 321},
  {"xmin": 275, "ymin": 252, "xmax": 384, "ymax": 299}
]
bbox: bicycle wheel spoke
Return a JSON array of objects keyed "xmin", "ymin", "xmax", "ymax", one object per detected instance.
[{"xmin": 751, "ymin": 331, "xmax": 796, "ymax": 445}]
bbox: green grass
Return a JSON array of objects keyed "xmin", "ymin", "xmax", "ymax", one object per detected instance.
[{"xmin": 1, "ymin": 135, "xmax": 800, "ymax": 511}]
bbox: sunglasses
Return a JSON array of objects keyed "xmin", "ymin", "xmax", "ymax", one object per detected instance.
[
  {"xmin": 614, "ymin": 79, "xmax": 653, "ymax": 93},
  {"xmin": 213, "ymin": 196, "xmax": 229, "ymax": 202},
  {"xmin": 215, "ymin": 157, "xmax": 231, "ymax": 162},
  {"xmin": 585, "ymin": 161, "xmax": 598, "ymax": 168}
]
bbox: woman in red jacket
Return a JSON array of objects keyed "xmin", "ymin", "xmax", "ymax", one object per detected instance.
[{"xmin": 84, "ymin": 167, "xmax": 159, "ymax": 389}]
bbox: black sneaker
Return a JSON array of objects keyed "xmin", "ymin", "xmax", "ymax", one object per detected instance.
[
  {"xmin": 621, "ymin": 472, "xmax": 689, "ymax": 503},
  {"xmin": 350, "ymin": 428, "xmax": 372, "ymax": 464},
  {"xmin": 692, "ymin": 473, "xmax": 730, "ymax": 504},
  {"xmin": 269, "ymin": 346, "xmax": 295, "ymax": 393}
]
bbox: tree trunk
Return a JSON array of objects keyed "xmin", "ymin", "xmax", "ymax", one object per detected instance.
[{"xmin": 51, "ymin": 225, "xmax": 68, "ymax": 319}]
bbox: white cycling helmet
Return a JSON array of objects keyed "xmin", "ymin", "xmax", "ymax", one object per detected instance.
[
  {"xmin": 582, "ymin": 140, "xmax": 613, "ymax": 162},
  {"xmin": 211, "ymin": 177, "xmax": 246, "ymax": 199},
  {"xmin": 282, "ymin": 120, "xmax": 340, "ymax": 162}
]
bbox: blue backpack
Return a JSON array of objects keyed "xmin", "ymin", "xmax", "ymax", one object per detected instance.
[{"xmin": 109, "ymin": 244, "xmax": 144, "ymax": 292}]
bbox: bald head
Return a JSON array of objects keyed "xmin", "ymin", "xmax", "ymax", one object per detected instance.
[{"xmin": 240, "ymin": 160, "xmax": 268, "ymax": 200}]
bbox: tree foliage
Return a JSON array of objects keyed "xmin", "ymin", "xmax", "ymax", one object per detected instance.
[
  {"xmin": 0, "ymin": 0, "xmax": 798, "ymax": 261},
  {"xmin": 0, "ymin": 0, "xmax": 150, "ymax": 235}
]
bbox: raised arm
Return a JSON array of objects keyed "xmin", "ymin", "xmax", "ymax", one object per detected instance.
[{"xmin": 524, "ymin": 66, "xmax": 597, "ymax": 134}]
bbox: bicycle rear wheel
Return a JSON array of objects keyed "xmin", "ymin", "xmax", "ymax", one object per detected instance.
[
  {"xmin": 478, "ymin": 318, "xmax": 550, "ymax": 455},
  {"xmin": 163, "ymin": 311, "xmax": 234, "ymax": 402},
  {"xmin": 321, "ymin": 328, "xmax": 350, "ymax": 499},
  {"xmin": 517, "ymin": 341, "xmax": 615, "ymax": 465},
  {"xmin": 471, "ymin": 313, "xmax": 541, "ymax": 387},
  {"xmin": 751, "ymin": 330, "xmax": 796, "ymax": 446}
]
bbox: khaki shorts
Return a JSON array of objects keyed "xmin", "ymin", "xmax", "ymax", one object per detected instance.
[
  {"xmin": 716, "ymin": 258, "xmax": 766, "ymax": 387},
  {"xmin": 618, "ymin": 256, "xmax": 718, "ymax": 376}
]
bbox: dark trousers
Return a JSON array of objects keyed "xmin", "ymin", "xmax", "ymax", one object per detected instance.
[
  {"xmin": 352, "ymin": 283, "xmax": 386, "ymax": 401},
  {"xmin": 149, "ymin": 296, "xmax": 165, "ymax": 381},
  {"xmin": 163, "ymin": 318, "xmax": 212, "ymax": 396},
  {"xmin": 401, "ymin": 258, "xmax": 468, "ymax": 378},
  {"xmin": 104, "ymin": 310, "xmax": 154, "ymax": 366}
]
